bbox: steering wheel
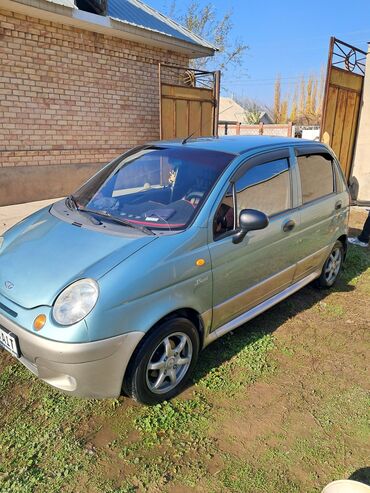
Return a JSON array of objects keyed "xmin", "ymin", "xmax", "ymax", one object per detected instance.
[
  {"xmin": 214, "ymin": 204, "xmax": 233, "ymax": 234},
  {"xmin": 184, "ymin": 191, "xmax": 204, "ymax": 202}
]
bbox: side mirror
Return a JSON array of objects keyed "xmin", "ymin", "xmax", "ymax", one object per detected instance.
[{"xmin": 232, "ymin": 209, "xmax": 269, "ymax": 244}]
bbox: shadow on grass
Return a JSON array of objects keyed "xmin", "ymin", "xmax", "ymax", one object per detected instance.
[
  {"xmin": 349, "ymin": 467, "xmax": 370, "ymax": 486},
  {"xmin": 191, "ymin": 244, "xmax": 370, "ymax": 386}
]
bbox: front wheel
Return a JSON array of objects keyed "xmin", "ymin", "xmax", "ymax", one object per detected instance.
[
  {"xmin": 315, "ymin": 241, "xmax": 344, "ymax": 288},
  {"xmin": 123, "ymin": 317, "xmax": 200, "ymax": 405}
]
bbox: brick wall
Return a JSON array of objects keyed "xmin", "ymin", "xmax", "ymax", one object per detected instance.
[{"xmin": 0, "ymin": 8, "xmax": 189, "ymax": 204}]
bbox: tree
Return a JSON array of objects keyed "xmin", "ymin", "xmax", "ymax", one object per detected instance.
[
  {"xmin": 243, "ymin": 101, "xmax": 262, "ymax": 124},
  {"xmin": 235, "ymin": 96, "xmax": 273, "ymax": 124},
  {"xmin": 273, "ymin": 76, "xmax": 281, "ymax": 123},
  {"xmin": 244, "ymin": 111, "xmax": 261, "ymax": 124},
  {"xmin": 294, "ymin": 73, "xmax": 325, "ymax": 125},
  {"xmin": 290, "ymin": 84, "xmax": 298, "ymax": 122},
  {"xmin": 272, "ymin": 71, "xmax": 325, "ymax": 125},
  {"xmin": 305, "ymin": 77, "xmax": 313, "ymax": 115},
  {"xmin": 164, "ymin": 1, "xmax": 248, "ymax": 73},
  {"xmin": 280, "ymin": 100, "xmax": 288, "ymax": 124},
  {"xmin": 299, "ymin": 77, "xmax": 305, "ymax": 117}
]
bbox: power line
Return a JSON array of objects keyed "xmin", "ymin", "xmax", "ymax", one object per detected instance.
[
  {"xmin": 223, "ymin": 74, "xmax": 315, "ymax": 85},
  {"xmin": 223, "ymin": 79, "xmax": 324, "ymax": 87},
  {"xmin": 222, "ymin": 69, "xmax": 328, "ymax": 85},
  {"xmin": 249, "ymin": 31, "xmax": 370, "ymax": 48},
  {"xmin": 237, "ymin": 75, "xmax": 320, "ymax": 81}
]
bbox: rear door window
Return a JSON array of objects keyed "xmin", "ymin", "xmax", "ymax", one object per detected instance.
[{"xmin": 297, "ymin": 153, "xmax": 334, "ymax": 204}]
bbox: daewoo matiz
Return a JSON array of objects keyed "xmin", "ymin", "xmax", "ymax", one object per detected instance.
[{"xmin": 0, "ymin": 136, "xmax": 349, "ymax": 404}]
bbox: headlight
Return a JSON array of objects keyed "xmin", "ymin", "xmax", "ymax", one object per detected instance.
[{"xmin": 53, "ymin": 279, "xmax": 99, "ymax": 326}]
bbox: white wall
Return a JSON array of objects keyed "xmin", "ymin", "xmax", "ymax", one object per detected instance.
[{"xmin": 351, "ymin": 44, "xmax": 370, "ymax": 205}]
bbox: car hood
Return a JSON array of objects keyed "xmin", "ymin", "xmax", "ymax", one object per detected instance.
[{"xmin": 0, "ymin": 207, "xmax": 157, "ymax": 309}]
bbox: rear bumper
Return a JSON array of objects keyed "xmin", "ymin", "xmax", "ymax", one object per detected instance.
[{"xmin": 0, "ymin": 312, "xmax": 144, "ymax": 398}]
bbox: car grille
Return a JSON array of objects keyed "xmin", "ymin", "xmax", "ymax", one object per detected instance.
[{"xmin": 0, "ymin": 302, "xmax": 18, "ymax": 318}]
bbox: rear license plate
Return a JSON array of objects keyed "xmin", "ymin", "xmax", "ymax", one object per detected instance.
[{"xmin": 0, "ymin": 326, "xmax": 20, "ymax": 358}]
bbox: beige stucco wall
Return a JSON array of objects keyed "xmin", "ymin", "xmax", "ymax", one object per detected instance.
[{"xmin": 351, "ymin": 43, "xmax": 370, "ymax": 205}]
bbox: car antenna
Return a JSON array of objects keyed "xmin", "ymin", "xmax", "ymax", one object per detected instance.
[
  {"xmin": 181, "ymin": 105, "xmax": 221, "ymax": 145},
  {"xmin": 182, "ymin": 131, "xmax": 196, "ymax": 145}
]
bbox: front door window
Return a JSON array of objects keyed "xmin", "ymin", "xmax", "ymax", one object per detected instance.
[
  {"xmin": 213, "ymin": 157, "xmax": 291, "ymax": 239},
  {"xmin": 235, "ymin": 158, "xmax": 291, "ymax": 217}
]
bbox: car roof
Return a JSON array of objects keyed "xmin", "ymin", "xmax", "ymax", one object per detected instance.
[{"xmin": 151, "ymin": 135, "xmax": 324, "ymax": 156}]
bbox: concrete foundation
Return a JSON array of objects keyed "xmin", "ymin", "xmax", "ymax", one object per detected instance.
[{"xmin": 0, "ymin": 163, "xmax": 103, "ymax": 206}]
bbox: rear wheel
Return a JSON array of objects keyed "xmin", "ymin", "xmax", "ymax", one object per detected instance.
[
  {"xmin": 316, "ymin": 241, "xmax": 344, "ymax": 288},
  {"xmin": 123, "ymin": 317, "xmax": 199, "ymax": 405}
]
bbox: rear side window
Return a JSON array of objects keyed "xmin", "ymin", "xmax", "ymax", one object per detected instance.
[
  {"xmin": 297, "ymin": 154, "xmax": 334, "ymax": 204},
  {"xmin": 235, "ymin": 158, "xmax": 291, "ymax": 217}
]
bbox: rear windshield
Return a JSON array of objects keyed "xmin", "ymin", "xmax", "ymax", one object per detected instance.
[{"xmin": 73, "ymin": 147, "xmax": 234, "ymax": 230}]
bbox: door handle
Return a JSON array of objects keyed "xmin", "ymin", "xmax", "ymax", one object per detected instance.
[
  {"xmin": 282, "ymin": 219, "xmax": 295, "ymax": 233},
  {"xmin": 335, "ymin": 201, "xmax": 342, "ymax": 210}
]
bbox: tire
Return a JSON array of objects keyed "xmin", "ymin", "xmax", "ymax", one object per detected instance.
[
  {"xmin": 123, "ymin": 317, "xmax": 200, "ymax": 405},
  {"xmin": 315, "ymin": 241, "xmax": 344, "ymax": 288}
]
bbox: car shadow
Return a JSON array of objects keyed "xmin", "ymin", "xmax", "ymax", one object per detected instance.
[
  {"xmin": 349, "ymin": 467, "xmax": 370, "ymax": 486},
  {"xmin": 190, "ymin": 241, "xmax": 369, "ymax": 387}
]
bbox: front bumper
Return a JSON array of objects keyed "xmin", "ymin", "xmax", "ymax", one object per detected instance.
[{"xmin": 0, "ymin": 312, "xmax": 144, "ymax": 398}]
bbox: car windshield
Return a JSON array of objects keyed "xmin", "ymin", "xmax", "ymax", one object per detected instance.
[{"xmin": 72, "ymin": 146, "xmax": 234, "ymax": 230}]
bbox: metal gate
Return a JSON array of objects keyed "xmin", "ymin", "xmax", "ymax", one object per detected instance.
[
  {"xmin": 159, "ymin": 64, "xmax": 220, "ymax": 140},
  {"xmin": 320, "ymin": 37, "xmax": 366, "ymax": 179}
]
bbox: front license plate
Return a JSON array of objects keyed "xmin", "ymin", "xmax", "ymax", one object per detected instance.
[{"xmin": 0, "ymin": 326, "xmax": 20, "ymax": 358}]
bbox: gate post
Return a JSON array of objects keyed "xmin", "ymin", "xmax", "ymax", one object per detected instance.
[
  {"xmin": 320, "ymin": 37, "xmax": 335, "ymax": 143},
  {"xmin": 158, "ymin": 63, "xmax": 162, "ymax": 139},
  {"xmin": 319, "ymin": 38, "xmax": 366, "ymax": 180},
  {"xmin": 213, "ymin": 70, "xmax": 221, "ymax": 136}
]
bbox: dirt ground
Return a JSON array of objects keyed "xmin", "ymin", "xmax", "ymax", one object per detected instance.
[{"xmin": 0, "ymin": 207, "xmax": 369, "ymax": 493}]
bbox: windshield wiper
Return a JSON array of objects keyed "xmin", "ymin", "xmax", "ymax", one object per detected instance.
[
  {"xmin": 66, "ymin": 194, "xmax": 78, "ymax": 210},
  {"xmin": 79, "ymin": 208, "xmax": 155, "ymax": 236},
  {"xmin": 66, "ymin": 197, "xmax": 155, "ymax": 235},
  {"xmin": 65, "ymin": 196, "xmax": 102, "ymax": 225}
]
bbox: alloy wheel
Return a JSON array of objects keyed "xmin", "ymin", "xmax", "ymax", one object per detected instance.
[
  {"xmin": 324, "ymin": 247, "xmax": 342, "ymax": 285},
  {"xmin": 145, "ymin": 332, "xmax": 193, "ymax": 394}
]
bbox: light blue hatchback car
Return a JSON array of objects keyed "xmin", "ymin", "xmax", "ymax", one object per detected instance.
[{"xmin": 0, "ymin": 136, "xmax": 349, "ymax": 404}]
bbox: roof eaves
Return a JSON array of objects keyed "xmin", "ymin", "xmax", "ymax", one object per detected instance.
[
  {"xmin": 108, "ymin": 16, "xmax": 215, "ymax": 57},
  {"xmin": 6, "ymin": 0, "xmax": 216, "ymax": 56},
  {"xmin": 125, "ymin": 0, "xmax": 217, "ymax": 51},
  {"xmin": 43, "ymin": 0, "xmax": 76, "ymax": 8},
  {"xmin": 109, "ymin": 15, "xmax": 181, "ymax": 43}
]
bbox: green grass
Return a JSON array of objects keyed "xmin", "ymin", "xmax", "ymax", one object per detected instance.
[
  {"xmin": 217, "ymin": 457, "xmax": 301, "ymax": 493},
  {"xmin": 341, "ymin": 246, "xmax": 370, "ymax": 286},
  {"xmin": 196, "ymin": 331, "xmax": 275, "ymax": 394},
  {"xmin": 316, "ymin": 387, "xmax": 370, "ymax": 439},
  {"xmin": 134, "ymin": 394, "xmax": 211, "ymax": 436},
  {"xmin": 0, "ymin": 364, "xmax": 116, "ymax": 493},
  {"xmin": 316, "ymin": 301, "xmax": 344, "ymax": 317}
]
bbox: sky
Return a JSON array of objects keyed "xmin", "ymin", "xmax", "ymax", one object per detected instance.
[{"xmin": 145, "ymin": 0, "xmax": 370, "ymax": 105}]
